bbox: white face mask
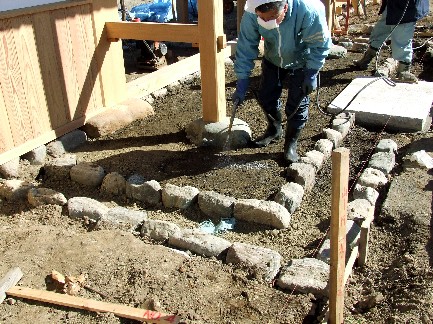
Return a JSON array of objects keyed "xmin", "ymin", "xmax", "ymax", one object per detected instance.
[{"xmin": 257, "ymin": 16, "xmax": 279, "ymax": 30}]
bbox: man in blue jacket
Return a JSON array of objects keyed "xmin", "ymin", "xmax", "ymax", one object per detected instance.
[
  {"xmin": 354, "ymin": 0, "xmax": 429, "ymax": 82},
  {"xmin": 232, "ymin": 0, "xmax": 331, "ymax": 163}
]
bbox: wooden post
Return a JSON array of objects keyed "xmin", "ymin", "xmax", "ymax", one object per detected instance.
[
  {"xmin": 198, "ymin": 0, "xmax": 226, "ymax": 122},
  {"xmin": 329, "ymin": 147, "xmax": 350, "ymax": 324},
  {"xmin": 237, "ymin": 0, "xmax": 246, "ymax": 35},
  {"xmin": 358, "ymin": 206, "xmax": 374, "ymax": 267},
  {"xmin": 92, "ymin": 0, "xmax": 127, "ymax": 107}
]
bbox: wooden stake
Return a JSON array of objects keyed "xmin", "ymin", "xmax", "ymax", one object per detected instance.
[
  {"xmin": 7, "ymin": 286, "xmax": 179, "ymax": 324},
  {"xmin": 0, "ymin": 267, "xmax": 23, "ymax": 304},
  {"xmin": 329, "ymin": 148, "xmax": 350, "ymax": 324}
]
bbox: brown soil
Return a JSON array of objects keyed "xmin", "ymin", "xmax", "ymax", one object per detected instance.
[{"xmin": 1, "ymin": 1, "xmax": 433, "ymax": 323}]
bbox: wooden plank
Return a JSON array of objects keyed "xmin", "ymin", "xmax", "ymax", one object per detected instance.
[
  {"xmin": 127, "ymin": 52, "xmax": 201, "ymax": 98},
  {"xmin": 91, "ymin": 0, "xmax": 127, "ymax": 108},
  {"xmin": 0, "ymin": 267, "xmax": 23, "ymax": 304},
  {"xmin": 68, "ymin": 4, "xmax": 99, "ymax": 117},
  {"xmin": 0, "ymin": 76, "xmax": 14, "ymax": 153},
  {"xmin": 79, "ymin": 4, "xmax": 103, "ymax": 110},
  {"xmin": 344, "ymin": 245, "xmax": 359, "ymax": 284},
  {"xmin": 105, "ymin": 22, "xmax": 200, "ymax": 44},
  {"xmin": 329, "ymin": 147, "xmax": 350, "ymax": 324},
  {"xmin": 0, "ymin": 0, "xmax": 91, "ymax": 20},
  {"xmin": 13, "ymin": 15, "xmax": 51, "ymax": 138},
  {"xmin": 126, "ymin": 43, "xmax": 235, "ymax": 99},
  {"xmin": 0, "ymin": 115, "xmax": 88, "ymax": 165},
  {"xmin": 198, "ymin": 0, "xmax": 226, "ymax": 122},
  {"xmin": 0, "ymin": 18, "xmax": 34, "ymax": 147},
  {"xmin": 358, "ymin": 206, "xmax": 374, "ymax": 267},
  {"xmin": 52, "ymin": 8, "xmax": 82, "ymax": 120},
  {"xmin": 7, "ymin": 286, "xmax": 179, "ymax": 324},
  {"xmin": 33, "ymin": 11, "xmax": 69, "ymax": 128}
]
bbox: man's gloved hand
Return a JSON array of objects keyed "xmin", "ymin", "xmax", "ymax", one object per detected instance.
[
  {"xmin": 302, "ymin": 69, "xmax": 318, "ymax": 95},
  {"xmin": 232, "ymin": 78, "xmax": 250, "ymax": 105}
]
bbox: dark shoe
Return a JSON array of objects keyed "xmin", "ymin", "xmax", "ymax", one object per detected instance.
[
  {"xmin": 284, "ymin": 127, "xmax": 302, "ymax": 163},
  {"xmin": 394, "ymin": 61, "xmax": 418, "ymax": 83},
  {"xmin": 353, "ymin": 46, "xmax": 377, "ymax": 70},
  {"xmin": 254, "ymin": 111, "xmax": 283, "ymax": 147}
]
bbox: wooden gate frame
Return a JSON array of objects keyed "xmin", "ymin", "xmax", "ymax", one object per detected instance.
[{"xmin": 0, "ymin": 0, "xmax": 229, "ymax": 165}]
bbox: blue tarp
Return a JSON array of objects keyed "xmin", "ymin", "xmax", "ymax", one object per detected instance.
[{"xmin": 129, "ymin": 0, "xmax": 198, "ymax": 23}]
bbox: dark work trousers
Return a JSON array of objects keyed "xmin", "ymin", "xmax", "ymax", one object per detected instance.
[{"xmin": 257, "ymin": 58, "xmax": 309, "ymax": 130}]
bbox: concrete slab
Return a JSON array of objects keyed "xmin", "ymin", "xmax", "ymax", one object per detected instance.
[{"xmin": 328, "ymin": 77, "xmax": 433, "ymax": 132}]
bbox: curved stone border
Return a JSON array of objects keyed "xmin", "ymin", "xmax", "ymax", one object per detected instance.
[{"xmin": 0, "ymin": 106, "xmax": 401, "ymax": 298}]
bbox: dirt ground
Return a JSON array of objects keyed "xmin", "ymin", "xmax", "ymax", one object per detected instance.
[{"xmin": 1, "ymin": 1, "xmax": 433, "ymax": 323}]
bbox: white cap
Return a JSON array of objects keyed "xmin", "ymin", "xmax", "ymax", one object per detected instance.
[{"xmin": 244, "ymin": 0, "xmax": 283, "ymax": 13}]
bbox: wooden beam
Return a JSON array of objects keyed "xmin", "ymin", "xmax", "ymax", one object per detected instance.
[
  {"xmin": 105, "ymin": 22, "xmax": 200, "ymax": 43},
  {"xmin": 198, "ymin": 0, "xmax": 226, "ymax": 122},
  {"xmin": 92, "ymin": 0, "xmax": 127, "ymax": 108},
  {"xmin": 127, "ymin": 53, "xmax": 201, "ymax": 98},
  {"xmin": 329, "ymin": 147, "xmax": 350, "ymax": 324},
  {"xmin": 126, "ymin": 43, "xmax": 235, "ymax": 99},
  {"xmin": 0, "ymin": 0, "xmax": 91, "ymax": 20},
  {"xmin": 7, "ymin": 286, "xmax": 179, "ymax": 323},
  {"xmin": 0, "ymin": 267, "xmax": 23, "ymax": 304}
]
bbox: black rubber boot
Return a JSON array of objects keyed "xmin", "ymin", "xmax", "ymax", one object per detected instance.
[
  {"xmin": 353, "ymin": 46, "xmax": 377, "ymax": 70},
  {"xmin": 254, "ymin": 110, "xmax": 283, "ymax": 147},
  {"xmin": 284, "ymin": 127, "xmax": 302, "ymax": 163}
]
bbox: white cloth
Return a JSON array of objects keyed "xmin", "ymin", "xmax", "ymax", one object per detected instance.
[{"xmin": 244, "ymin": 0, "xmax": 282, "ymax": 13}]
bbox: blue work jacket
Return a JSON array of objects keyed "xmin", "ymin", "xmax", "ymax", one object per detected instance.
[{"xmin": 234, "ymin": 0, "xmax": 332, "ymax": 80}]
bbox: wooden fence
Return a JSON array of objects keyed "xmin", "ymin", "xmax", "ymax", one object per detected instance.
[{"xmin": 0, "ymin": 0, "xmax": 126, "ymax": 165}]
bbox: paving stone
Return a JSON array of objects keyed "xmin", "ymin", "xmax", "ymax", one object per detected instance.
[
  {"xmin": 198, "ymin": 190, "xmax": 236, "ymax": 219},
  {"xmin": 27, "ymin": 187, "xmax": 67, "ymax": 207},
  {"xmin": 141, "ymin": 219, "xmax": 181, "ymax": 241},
  {"xmin": 67, "ymin": 197, "xmax": 109, "ymax": 221},
  {"xmin": 0, "ymin": 179, "xmax": 34, "ymax": 201},
  {"xmin": 46, "ymin": 130, "xmax": 87, "ymax": 157},
  {"xmin": 314, "ymin": 139, "xmax": 334, "ymax": 159},
  {"xmin": 127, "ymin": 179, "xmax": 162, "ymax": 207},
  {"xmin": 277, "ymin": 258, "xmax": 330, "ymax": 296},
  {"xmin": 234, "ymin": 199, "xmax": 291, "ymax": 229},
  {"xmin": 82, "ymin": 98, "xmax": 154, "ymax": 137},
  {"xmin": 316, "ymin": 220, "xmax": 361, "ymax": 264},
  {"xmin": 347, "ymin": 199, "xmax": 374, "ymax": 224},
  {"xmin": 274, "ymin": 182, "xmax": 304, "ymax": 214},
  {"xmin": 328, "ymin": 77, "xmax": 433, "ymax": 132},
  {"xmin": 226, "ymin": 242, "xmax": 282, "ymax": 282},
  {"xmin": 162, "ymin": 184, "xmax": 199, "ymax": 209},
  {"xmin": 357, "ymin": 167, "xmax": 388, "ymax": 189},
  {"xmin": 100, "ymin": 172, "xmax": 127, "ymax": 196},
  {"xmin": 102, "ymin": 206, "xmax": 147, "ymax": 231},
  {"xmin": 368, "ymin": 151, "xmax": 395, "ymax": 174},
  {"xmin": 353, "ymin": 184, "xmax": 379, "ymax": 206},
  {"xmin": 323, "ymin": 128, "xmax": 343, "ymax": 148},
  {"xmin": 168, "ymin": 229, "xmax": 231, "ymax": 258},
  {"xmin": 375, "ymin": 139, "xmax": 398, "ymax": 154},
  {"xmin": 21, "ymin": 145, "xmax": 47, "ymax": 165},
  {"xmin": 70, "ymin": 162, "xmax": 105, "ymax": 187},
  {"xmin": 300, "ymin": 150, "xmax": 325, "ymax": 172},
  {"xmin": 44, "ymin": 154, "xmax": 77, "ymax": 180},
  {"xmin": 0, "ymin": 157, "xmax": 20, "ymax": 179},
  {"xmin": 286, "ymin": 162, "xmax": 316, "ymax": 192}
]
